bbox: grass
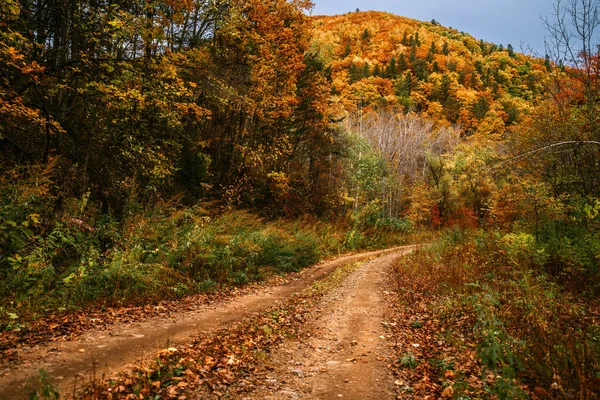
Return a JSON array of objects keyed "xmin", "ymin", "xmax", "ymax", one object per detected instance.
[{"xmin": 394, "ymin": 227, "xmax": 600, "ymax": 399}]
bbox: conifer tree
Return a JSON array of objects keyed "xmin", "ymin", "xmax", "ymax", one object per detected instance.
[
  {"xmin": 349, "ymin": 63, "xmax": 361, "ymax": 83},
  {"xmin": 409, "ymin": 46, "xmax": 417, "ymax": 63},
  {"xmin": 544, "ymin": 54, "xmax": 553, "ymax": 72},
  {"xmin": 373, "ymin": 63, "xmax": 381, "ymax": 77},
  {"xmin": 362, "ymin": 28, "xmax": 370, "ymax": 41},
  {"xmin": 362, "ymin": 63, "xmax": 370, "ymax": 78},
  {"xmin": 442, "ymin": 42, "xmax": 449, "ymax": 55},
  {"xmin": 507, "ymin": 43, "xmax": 515, "ymax": 57},
  {"xmin": 386, "ymin": 57, "xmax": 398, "ymax": 78},
  {"xmin": 398, "ymin": 53, "xmax": 407, "ymax": 70}
]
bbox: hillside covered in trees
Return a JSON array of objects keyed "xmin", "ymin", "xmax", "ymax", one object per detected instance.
[
  {"xmin": 312, "ymin": 11, "xmax": 546, "ymax": 135},
  {"xmin": 1, "ymin": 0, "xmax": 600, "ymax": 398}
]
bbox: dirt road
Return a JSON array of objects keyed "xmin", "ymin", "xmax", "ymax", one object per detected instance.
[
  {"xmin": 0, "ymin": 246, "xmax": 414, "ymax": 400},
  {"xmin": 238, "ymin": 250, "xmax": 409, "ymax": 400}
]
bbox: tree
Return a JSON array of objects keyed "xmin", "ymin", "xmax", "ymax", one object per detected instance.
[
  {"xmin": 402, "ymin": 31, "xmax": 409, "ymax": 46},
  {"xmin": 507, "ymin": 43, "xmax": 515, "ymax": 58},
  {"xmin": 349, "ymin": 63, "xmax": 362, "ymax": 83},
  {"xmin": 386, "ymin": 57, "xmax": 398, "ymax": 78},
  {"xmin": 349, "ymin": 111, "xmax": 460, "ymax": 217},
  {"xmin": 409, "ymin": 46, "xmax": 417, "ymax": 63},
  {"xmin": 544, "ymin": 54, "xmax": 553, "ymax": 71},
  {"xmin": 496, "ymin": 0, "xmax": 600, "ymax": 225},
  {"xmin": 472, "ymin": 95, "xmax": 490, "ymax": 120},
  {"xmin": 373, "ymin": 63, "xmax": 382, "ymax": 77},
  {"xmin": 342, "ymin": 42, "xmax": 352, "ymax": 57},
  {"xmin": 544, "ymin": 0, "xmax": 600, "ymax": 114},
  {"xmin": 0, "ymin": 0, "xmax": 334, "ymax": 214},
  {"xmin": 362, "ymin": 28, "xmax": 370, "ymax": 41},
  {"xmin": 442, "ymin": 41, "xmax": 450, "ymax": 55},
  {"xmin": 362, "ymin": 63, "xmax": 371, "ymax": 78},
  {"xmin": 429, "ymin": 41, "xmax": 438, "ymax": 56},
  {"xmin": 398, "ymin": 53, "xmax": 408, "ymax": 70},
  {"xmin": 480, "ymin": 39, "xmax": 487, "ymax": 54},
  {"xmin": 395, "ymin": 72, "xmax": 413, "ymax": 98}
]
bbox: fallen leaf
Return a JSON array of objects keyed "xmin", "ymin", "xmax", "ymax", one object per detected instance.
[
  {"xmin": 442, "ymin": 386, "xmax": 454, "ymax": 398},
  {"xmin": 444, "ymin": 370, "xmax": 455, "ymax": 379}
]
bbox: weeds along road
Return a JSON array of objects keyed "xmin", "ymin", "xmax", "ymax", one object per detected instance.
[{"xmin": 0, "ymin": 246, "xmax": 416, "ymax": 400}]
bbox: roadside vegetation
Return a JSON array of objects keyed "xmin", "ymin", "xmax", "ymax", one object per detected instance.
[
  {"xmin": 394, "ymin": 226, "xmax": 600, "ymax": 399},
  {"xmin": 0, "ymin": 182, "xmax": 411, "ymax": 331}
]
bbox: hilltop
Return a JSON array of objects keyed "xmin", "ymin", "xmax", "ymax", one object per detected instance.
[{"xmin": 311, "ymin": 11, "xmax": 549, "ymax": 136}]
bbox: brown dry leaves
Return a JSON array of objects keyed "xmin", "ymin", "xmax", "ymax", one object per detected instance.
[
  {"xmin": 1, "ymin": 277, "xmax": 291, "ymax": 363},
  {"xmin": 384, "ymin": 268, "xmax": 487, "ymax": 399},
  {"xmin": 78, "ymin": 275, "xmax": 338, "ymax": 399}
]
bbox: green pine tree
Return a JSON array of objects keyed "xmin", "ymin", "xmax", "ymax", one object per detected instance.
[
  {"xmin": 442, "ymin": 42, "xmax": 449, "ymax": 55},
  {"xmin": 507, "ymin": 43, "xmax": 515, "ymax": 58},
  {"xmin": 398, "ymin": 53, "xmax": 407, "ymax": 70},
  {"xmin": 544, "ymin": 54, "xmax": 553, "ymax": 72},
  {"xmin": 409, "ymin": 46, "xmax": 417, "ymax": 63},
  {"xmin": 386, "ymin": 57, "xmax": 398, "ymax": 78}
]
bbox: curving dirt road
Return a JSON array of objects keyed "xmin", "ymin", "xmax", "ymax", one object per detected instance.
[
  {"xmin": 237, "ymin": 250, "xmax": 411, "ymax": 400},
  {"xmin": 0, "ymin": 246, "xmax": 414, "ymax": 400}
]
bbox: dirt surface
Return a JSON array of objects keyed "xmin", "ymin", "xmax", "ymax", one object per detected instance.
[
  {"xmin": 237, "ymin": 250, "xmax": 411, "ymax": 400},
  {"xmin": 0, "ymin": 246, "xmax": 411, "ymax": 400}
]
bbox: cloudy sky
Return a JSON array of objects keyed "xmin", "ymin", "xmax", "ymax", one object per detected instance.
[{"xmin": 310, "ymin": 0, "xmax": 556, "ymax": 56}]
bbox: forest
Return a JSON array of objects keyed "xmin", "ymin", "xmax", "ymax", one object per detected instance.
[{"xmin": 1, "ymin": 0, "xmax": 599, "ymax": 398}]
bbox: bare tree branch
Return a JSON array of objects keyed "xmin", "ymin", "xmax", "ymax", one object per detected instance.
[{"xmin": 493, "ymin": 140, "xmax": 600, "ymax": 170}]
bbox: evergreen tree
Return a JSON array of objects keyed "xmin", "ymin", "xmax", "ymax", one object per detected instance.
[
  {"xmin": 442, "ymin": 42, "xmax": 449, "ymax": 55},
  {"xmin": 373, "ymin": 63, "xmax": 381, "ymax": 77},
  {"xmin": 414, "ymin": 59, "xmax": 429, "ymax": 81},
  {"xmin": 544, "ymin": 54, "xmax": 553, "ymax": 72},
  {"xmin": 342, "ymin": 42, "xmax": 351, "ymax": 58},
  {"xmin": 362, "ymin": 28, "xmax": 370, "ymax": 41},
  {"xmin": 472, "ymin": 95, "xmax": 490, "ymax": 119},
  {"xmin": 475, "ymin": 60, "xmax": 484, "ymax": 74},
  {"xmin": 470, "ymin": 72, "xmax": 479, "ymax": 88},
  {"xmin": 447, "ymin": 59, "xmax": 457, "ymax": 71},
  {"xmin": 409, "ymin": 46, "xmax": 417, "ymax": 63},
  {"xmin": 395, "ymin": 72, "xmax": 413, "ymax": 97},
  {"xmin": 349, "ymin": 63, "xmax": 362, "ymax": 83},
  {"xmin": 507, "ymin": 43, "xmax": 515, "ymax": 58},
  {"xmin": 434, "ymin": 74, "xmax": 452, "ymax": 102},
  {"xmin": 362, "ymin": 62, "xmax": 370, "ymax": 78},
  {"xmin": 386, "ymin": 57, "xmax": 398, "ymax": 78},
  {"xmin": 398, "ymin": 53, "xmax": 407, "ymax": 70},
  {"xmin": 429, "ymin": 41, "xmax": 438, "ymax": 55}
]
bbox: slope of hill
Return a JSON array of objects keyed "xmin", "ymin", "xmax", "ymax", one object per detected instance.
[{"xmin": 311, "ymin": 11, "xmax": 548, "ymax": 136}]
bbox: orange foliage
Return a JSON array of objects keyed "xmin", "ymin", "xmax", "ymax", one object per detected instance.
[{"xmin": 311, "ymin": 11, "xmax": 553, "ymax": 136}]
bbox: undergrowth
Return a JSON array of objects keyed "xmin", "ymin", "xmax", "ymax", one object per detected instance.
[
  {"xmin": 396, "ymin": 228, "xmax": 600, "ymax": 399},
  {"xmin": 0, "ymin": 165, "xmax": 410, "ymax": 330}
]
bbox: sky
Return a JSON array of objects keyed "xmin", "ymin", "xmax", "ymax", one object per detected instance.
[{"xmin": 310, "ymin": 0, "xmax": 556, "ymax": 56}]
